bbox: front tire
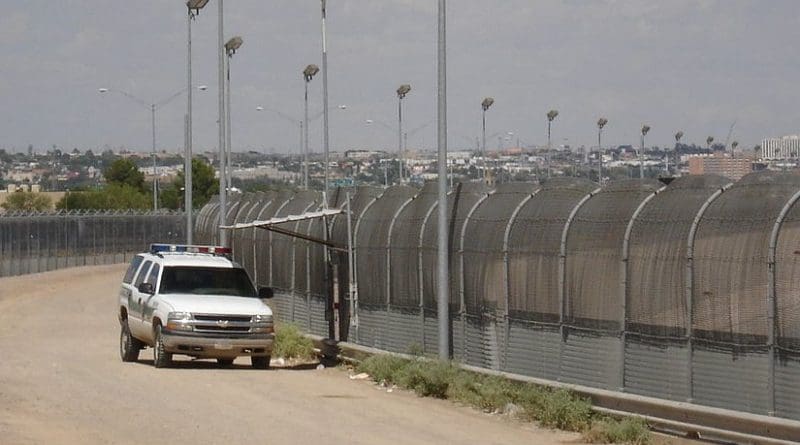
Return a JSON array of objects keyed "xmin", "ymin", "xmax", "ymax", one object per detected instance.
[
  {"xmin": 153, "ymin": 324, "xmax": 173, "ymax": 368},
  {"xmin": 119, "ymin": 320, "xmax": 142, "ymax": 362},
  {"xmin": 251, "ymin": 355, "xmax": 271, "ymax": 370}
]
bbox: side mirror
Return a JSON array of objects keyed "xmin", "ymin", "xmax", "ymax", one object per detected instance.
[
  {"xmin": 138, "ymin": 282, "xmax": 155, "ymax": 295},
  {"xmin": 258, "ymin": 287, "xmax": 274, "ymax": 299}
]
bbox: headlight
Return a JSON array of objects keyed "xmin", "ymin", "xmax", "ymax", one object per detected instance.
[
  {"xmin": 251, "ymin": 314, "xmax": 274, "ymax": 334},
  {"xmin": 166, "ymin": 312, "xmax": 193, "ymax": 332}
]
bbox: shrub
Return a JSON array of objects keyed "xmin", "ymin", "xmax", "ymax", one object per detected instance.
[
  {"xmin": 356, "ymin": 355, "xmax": 411, "ymax": 384},
  {"xmin": 396, "ymin": 360, "xmax": 456, "ymax": 398},
  {"xmin": 273, "ymin": 324, "xmax": 315, "ymax": 360},
  {"xmin": 583, "ymin": 417, "xmax": 651, "ymax": 444}
]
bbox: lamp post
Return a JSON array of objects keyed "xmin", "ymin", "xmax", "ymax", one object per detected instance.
[
  {"xmin": 320, "ymin": 0, "xmax": 331, "ymax": 204},
  {"xmin": 640, "ymin": 124, "xmax": 650, "ymax": 179},
  {"xmin": 303, "ymin": 64, "xmax": 320, "ymax": 189},
  {"xmin": 436, "ymin": 0, "xmax": 449, "ymax": 361},
  {"xmin": 98, "ymin": 86, "xmax": 201, "ymax": 211},
  {"xmin": 546, "ymin": 109, "xmax": 558, "ymax": 179},
  {"xmin": 397, "ymin": 84, "xmax": 411, "ymax": 182},
  {"xmin": 597, "ymin": 117, "xmax": 608, "ymax": 185},
  {"xmin": 217, "ymin": 0, "xmax": 227, "ymax": 246},
  {"xmin": 224, "ymin": 36, "xmax": 243, "ymax": 201},
  {"xmin": 481, "ymin": 97, "xmax": 494, "ymax": 184},
  {"xmin": 185, "ymin": 0, "xmax": 209, "ymax": 244}
]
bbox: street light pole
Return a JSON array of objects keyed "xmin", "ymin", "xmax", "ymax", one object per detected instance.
[
  {"xmin": 397, "ymin": 84, "xmax": 411, "ymax": 183},
  {"xmin": 217, "ymin": 0, "xmax": 227, "ymax": 246},
  {"xmin": 185, "ymin": 0, "xmax": 208, "ymax": 244},
  {"xmin": 151, "ymin": 104, "xmax": 157, "ymax": 211},
  {"xmin": 481, "ymin": 97, "xmax": 494, "ymax": 183},
  {"xmin": 640, "ymin": 124, "xmax": 650, "ymax": 179},
  {"xmin": 436, "ymin": 0, "xmax": 449, "ymax": 361},
  {"xmin": 321, "ymin": 0, "xmax": 330, "ymax": 204},
  {"xmin": 597, "ymin": 117, "xmax": 607, "ymax": 185},
  {"xmin": 546, "ymin": 110, "xmax": 558, "ymax": 179},
  {"xmin": 304, "ymin": 64, "xmax": 320, "ymax": 190},
  {"xmin": 225, "ymin": 37, "xmax": 242, "ymax": 202}
]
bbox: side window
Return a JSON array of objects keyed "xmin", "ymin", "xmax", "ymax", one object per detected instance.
[
  {"xmin": 147, "ymin": 264, "xmax": 161, "ymax": 290},
  {"xmin": 123, "ymin": 255, "xmax": 144, "ymax": 284},
  {"xmin": 134, "ymin": 261, "xmax": 153, "ymax": 287}
]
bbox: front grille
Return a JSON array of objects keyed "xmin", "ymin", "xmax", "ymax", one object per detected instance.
[{"xmin": 192, "ymin": 313, "xmax": 254, "ymax": 333}]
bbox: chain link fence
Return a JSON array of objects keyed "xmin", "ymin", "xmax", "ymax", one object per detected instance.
[
  {"xmin": 193, "ymin": 171, "xmax": 800, "ymax": 421},
  {"xmin": 0, "ymin": 210, "xmax": 185, "ymax": 278}
]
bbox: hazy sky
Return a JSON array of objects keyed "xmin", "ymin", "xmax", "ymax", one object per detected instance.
[{"xmin": 1, "ymin": 0, "xmax": 798, "ymax": 155}]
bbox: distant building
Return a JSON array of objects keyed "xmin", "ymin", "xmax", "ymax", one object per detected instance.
[
  {"xmin": 761, "ymin": 135, "xmax": 800, "ymax": 159},
  {"xmin": 688, "ymin": 153, "xmax": 752, "ymax": 181}
]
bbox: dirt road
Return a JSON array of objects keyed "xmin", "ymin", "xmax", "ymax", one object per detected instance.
[{"xmin": 0, "ymin": 265, "xmax": 583, "ymax": 445}]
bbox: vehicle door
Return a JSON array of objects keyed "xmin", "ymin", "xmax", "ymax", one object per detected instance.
[
  {"xmin": 119, "ymin": 255, "xmax": 144, "ymax": 320},
  {"xmin": 129, "ymin": 260, "xmax": 154, "ymax": 338},
  {"xmin": 139, "ymin": 263, "xmax": 161, "ymax": 344}
]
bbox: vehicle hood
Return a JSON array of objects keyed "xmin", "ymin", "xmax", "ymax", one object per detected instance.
[{"xmin": 158, "ymin": 293, "xmax": 273, "ymax": 316}]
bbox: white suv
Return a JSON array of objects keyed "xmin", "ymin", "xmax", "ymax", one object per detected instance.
[{"xmin": 118, "ymin": 244, "xmax": 275, "ymax": 369}]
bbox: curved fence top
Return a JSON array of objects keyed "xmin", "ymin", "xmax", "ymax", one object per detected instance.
[
  {"xmin": 420, "ymin": 181, "xmax": 492, "ymax": 310},
  {"xmin": 693, "ymin": 171, "xmax": 800, "ymax": 344},
  {"xmin": 565, "ymin": 178, "xmax": 662, "ymax": 331},
  {"xmin": 507, "ymin": 178, "xmax": 598, "ymax": 321},
  {"xmin": 355, "ymin": 185, "xmax": 418, "ymax": 306},
  {"xmin": 775, "ymin": 180, "xmax": 800, "ymax": 351},
  {"xmin": 329, "ymin": 185, "xmax": 384, "ymax": 248},
  {"xmin": 270, "ymin": 190, "xmax": 323, "ymax": 291},
  {"xmin": 389, "ymin": 182, "xmax": 441, "ymax": 309},
  {"xmin": 627, "ymin": 174, "xmax": 731, "ymax": 337},
  {"xmin": 462, "ymin": 182, "xmax": 540, "ymax": 314}
]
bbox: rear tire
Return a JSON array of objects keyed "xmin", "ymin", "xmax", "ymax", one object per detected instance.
[
  {"xmin": 251, "ymin": 355, "xmax": 271, "ymax": 370},
  {"xmin": 119, "ymin": 320, "xmax": 142, "ymax": 362},
  {"xmin": 217, "ymin": 358, "xmax": 234, "ymax": 367},
  {"xmin": 153, "ymin": 324, "xmax": 173, "ymax": 368}
]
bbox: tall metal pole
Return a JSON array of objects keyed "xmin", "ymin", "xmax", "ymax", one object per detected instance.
[
  {"xmin": 598, "ymin": 126, "xmax": 603, "ymax": 186},
  {"xmin": 185, "ymin": 6, "xmax": 194, "ymax": 244},
  {"xmin": 321, "ymin": 0, "xmax": 330, "ymax": 204},
  {"xmin": 437, "ymin": 0, "xmax": 450, "ymax": 361},
  {"xmin": 304, "ymin": 79, "xmax": 310, "ymax": 189},
  {"xmin": 640, "ymin": 133, "xmax": 644, "ymax": 179},
  {"xmin": 151, "ymin": 104, "xmax": 158, "ymax": 211},
  {"xmin": 226, "ymin": 53, "xmax": 233, "ymax": 196},
  {"xmin": 398, "ymin": 96, "xmax": 404, "ymax": 182},
  {"xmin": 217, "ymin": 0, "xmax": 227, "ymax": 246},
  {"xmin": 482, "ymin": 108, "xmax": 486, "ymax": 182},
  {"xmin": 547, "ymin": 120, "xmax": 551, "ymax": 179}
]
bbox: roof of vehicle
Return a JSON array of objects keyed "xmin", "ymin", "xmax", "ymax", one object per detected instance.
[{"xmin": 139, "ymin": 251, "xmax": 238, "ymax": 268}]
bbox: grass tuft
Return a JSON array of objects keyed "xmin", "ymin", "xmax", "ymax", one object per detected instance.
[
  {"xmin": 583, "ymin": 417, "xmax": 651, "ymax": 444},
  {"xmin": 352, "ymin": 353, "xmax": 651, "ymax": 444},
  {"xmin": 273, "ymin": 324, "xmax": 315, "ymax": 360}
]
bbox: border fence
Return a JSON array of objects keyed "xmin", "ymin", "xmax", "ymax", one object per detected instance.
[
  {"xmin": 196, "ymin": 171, "xmax": 800, "ymax": 421},
  {"xmin": 0, "ymin": 210, "xmax": 185, "ymax": 278}
]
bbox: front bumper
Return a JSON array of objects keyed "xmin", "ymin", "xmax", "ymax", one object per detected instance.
[{"xmin": 161, "ymin": 330, "xmax": 274, "ymax": 358}]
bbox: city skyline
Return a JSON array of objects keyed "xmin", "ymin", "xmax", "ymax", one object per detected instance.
[{"xmin": 1, "ymin": 1, "xmax": 798, "ymax": 154}]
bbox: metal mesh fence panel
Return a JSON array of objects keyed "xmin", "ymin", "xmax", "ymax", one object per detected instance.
[
  {"xmin": 229, "ymin": 193, "xmax": 262, "ymax": 266},
  {"xmin": 693, "ymin": 171, "xmax": 800, "ymax": 344},
  {"xmin": 507, "ymin": 178, "xmax": 596, "ymax": 321},
  {"xmin": 463, "ymin": 183, "xmax": 538, "ymax": 315},
  {"xmin": 420, "ymin": 182, "xmax": 491, "ymax": 311},
  {"xmin": 389, "ymin": 182, "xmax": 439, "ymax": 310},
  {"xmin": 0, "ymin": 210, "xmax": 184, "ymax": 278},
  {"xmin": 253, "ymin": 191, "xmax": 294, "ymax": 288},
  {"xmin": 355, "ymin": 185, "xmax": 417, "ymax": 307},
  {"xmin": 565, "ymin": 179, "xmax": 662, "ymax": 331},
  {"xmin": 627, "ymin": 175, "xmax": 730, "ymax": 337},
  {"xmin": 269, "ymin": 190, "xmax": 321, "ymax": 293},
  {"xmin": 776, "ymin": 189, "xmax": 800, "ymax": 352}
]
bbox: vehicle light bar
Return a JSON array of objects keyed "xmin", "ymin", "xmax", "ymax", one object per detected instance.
[{"xmin": 150, "ymin": 244, "xmax": 232, "ymax": 255}]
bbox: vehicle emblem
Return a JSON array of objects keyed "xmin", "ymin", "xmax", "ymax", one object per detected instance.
[{"xmin": 216, "ymin": 320, "xmax": 229, "ymax": 328}]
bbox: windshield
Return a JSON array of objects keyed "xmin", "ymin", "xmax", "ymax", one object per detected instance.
[{"xmin": 159, "ymin": 266, "xmax": 257, "ymax": 298}]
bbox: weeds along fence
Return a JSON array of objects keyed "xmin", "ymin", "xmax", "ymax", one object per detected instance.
[
  {"xmin": 0, "ymin": 210, "xmax": 185, "ymax": 277},
  {"xmin": 203, "ymin": 171, "xmax": 800, "ymax": 421}
]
